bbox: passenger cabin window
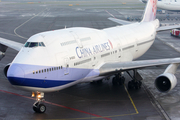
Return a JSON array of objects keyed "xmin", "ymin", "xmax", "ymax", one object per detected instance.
[{"xmin": 24, "ymin": 42, "xmax": 45, "ymax": 48}]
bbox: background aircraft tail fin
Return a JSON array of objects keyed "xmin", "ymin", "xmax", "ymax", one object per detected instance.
[{"xmin": 141, "ymin": 0, "xmax": 157, "ymax": 22}]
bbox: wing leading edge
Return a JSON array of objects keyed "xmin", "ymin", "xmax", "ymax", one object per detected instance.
[
  {"xmin": 0, "ymin": 37, "xmax": 23, "ymax": 51},
  {"xmin": 108, "ymin": 17, "xmax": 180, "ymax": 32},
  {"xmin": 157, "ymin": 25, "xmax": 180, "ymax": 32},
  {"xmin": 99, "ymin": 58, "xmax": 180, "ymax": 76}
]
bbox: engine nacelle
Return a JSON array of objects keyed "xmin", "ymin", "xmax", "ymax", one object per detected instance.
[
  {"xmin": 4, "ymin": 63, "xmax": 11, "ymax": 78},
  {"xmin": 155, "ymin": 73, "xmax": 177, "ymax": 93}
]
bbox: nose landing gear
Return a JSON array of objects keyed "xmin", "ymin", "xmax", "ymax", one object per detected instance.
[{"xmin": 32, "ymin": 92, "xmax": 46, "ymax": 113}]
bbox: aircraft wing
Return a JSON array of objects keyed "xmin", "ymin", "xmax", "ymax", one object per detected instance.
[
  {"xmin": 108, "ymin": 17, "xmax": 180, "ymax": 31},
  {"xmin": 157, "ymin": 25, "xmax": 180, "ymax": 32},
  {"xmin": 108, "ymin": 17, "xmax": 133, "ymax": 25},
  {"xmin": 0, "ymin": 37, "xmax": 23, "ymax": 51},
  {"xmin": 99, "ymin": 58, "xmax": 180, "ymax": 76}
]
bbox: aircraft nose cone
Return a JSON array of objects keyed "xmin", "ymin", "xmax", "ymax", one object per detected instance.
[{"xmin": 7, "ymin": 64, "xmax": 25, "ymax": 85}]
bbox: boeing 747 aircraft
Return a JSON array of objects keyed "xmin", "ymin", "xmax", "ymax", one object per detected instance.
[
  {"xmin": 0, "ymin": 0, "xmax": 180, "ymax": 113},
  {"xmin": 141, "ymin": 0, "xmax": 180, "ymax": 11}
]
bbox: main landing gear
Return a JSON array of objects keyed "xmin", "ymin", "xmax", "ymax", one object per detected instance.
[
  {"xmin": 112, "ymin": 70, "xmax": 142, "ymax": 90},
  {"xmin": 112, "ymin": 73, "xmax": 125, "ymax": 86},
  {"xmin": 90, "ymin": 80, "xmax": 103, "ymax": 85},
  {"xmin": 127, "ymin": 69, "xmax": 142, "ymax": 90},
  {"xmin": 32, "ymin": 92, "xmax": 46, "ymax": 113}
]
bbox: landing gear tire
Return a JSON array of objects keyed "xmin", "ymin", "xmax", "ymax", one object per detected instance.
[
  {"xmin": 128, "ymin": 81, "xmax": 134, "ymax": 89},
  {"xmin": 33, "ymin": 106, "xmax": 38, "ymax": 112},
  {"xmin": 135, "ymin": 81, "xmax": 142, "ymax": 90},
  {"xmin": 112, "ymin": 77, "xmax": 118, "ymax": 86},
  {"xmin": 33, "ymin": 102, "xmax": 46, "ymax": 113},
  {"xmin": 135, "ymin": 83, "xmax": 140, "ymax": 90},
  {"xmin": 128, "ymin": 80, "xmax": 142, "ymax": 90},
  {"xmin": 90, "ymin": 80, "xmax": 102, "ymax": 85},
  {"xmin": 32, "ymin": 92, "xmax": 46, "ymax": 113},
  {"xmin": 38, "ymin": 104, "xmax": 46, "ymax": 113},
  {"xmin": 119, "ymin": 76, "xmax": 125, "ymax": 85},
  {"xmin": 97, "ymin": 80, "xmax": 102, "ymax": 85},
  {"xmin": 112, "ymin": 76, "xmax": 125, "ymax": 86}
]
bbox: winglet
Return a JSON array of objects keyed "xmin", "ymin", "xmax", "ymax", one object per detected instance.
[{"xmin": 141, "ymin": 0, "xmax": 157, "ymax": 22}]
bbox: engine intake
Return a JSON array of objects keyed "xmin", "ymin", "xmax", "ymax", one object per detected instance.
[
  {"xmin": 4, "ymin": 63, "xmax": 11, "ymax": 78},
  {"xmin": 155, "ymin": 73, "xmax": 177, "ymax": 93}
]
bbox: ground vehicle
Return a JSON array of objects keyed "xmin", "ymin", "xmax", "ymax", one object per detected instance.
[{"xmin": 171, "ymin": 28, "xmax": 180, "ymax": 37}]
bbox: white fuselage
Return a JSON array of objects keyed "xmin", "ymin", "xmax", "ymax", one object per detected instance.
[
  {"xmin": 7, "ymin": 20, "xmax": 158, "ymax": 92},
  {"xmin": 142, "ymin": 0, "xmax": 180, "ymax": 11},
  {"xmin": 157, "ymin": 0, "xmax": 180, "ymax": 11}
]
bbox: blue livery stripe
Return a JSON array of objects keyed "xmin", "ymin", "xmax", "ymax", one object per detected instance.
[{"xmin": 8, "ymin": 77, "xmax": 75, "ymax": 88}]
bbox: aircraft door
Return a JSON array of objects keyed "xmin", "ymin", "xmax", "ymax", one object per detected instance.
[
  {"xmin": 92, "ymin": 56, "xmax": 98, "ymax": 67},
  {"xmin": 135, "ymin": 39, "xmax": 138, "ymax": 52},
  {"xmin": 116, "ymin": 36, "xmax": 124, "ymax": 61},
  {"xmin": 64, "ymin": 57, "xmax": 69, "ymax": 75},
  {"xmin": 117, "ymin": 43, "xmax": 121, "ymax": 61},
  {"xmin": 56, "ymin": 52, "xmax": 69, "ymax": 78},
  {"xmin": 110, "ymin": 34, "xmax": 121, "ymax": 61},
  {"xmin": 134, "ymin": 38, "xmax": 139, "ymax": 59}
]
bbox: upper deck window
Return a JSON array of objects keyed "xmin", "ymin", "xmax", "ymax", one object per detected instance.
[{"xmin": 24, "ymin": 42, "xmax": 45, "ymax": 48}]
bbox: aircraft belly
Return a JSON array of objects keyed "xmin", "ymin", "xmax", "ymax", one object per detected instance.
[
  {"xmin": 7, "ymin": 63, "xmax": 99, "ymax": 90},
  {"xmin": 8, "ymin": 77, "xmax": 75, "ymax": 88}
]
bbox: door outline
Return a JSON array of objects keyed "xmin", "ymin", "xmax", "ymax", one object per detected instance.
[
  {"xmin": 64, "ymin": 57, "xmax": 69, "ymax": 75},
  {"xmin": 56, "ymin": 52, "xmax": 69, "ymax": 77}
]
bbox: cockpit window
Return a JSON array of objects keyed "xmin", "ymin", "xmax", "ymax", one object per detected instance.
[
  {"xmin": 29, "ymin": 42, "xmax": 39, "ymax": 47},
  {"xmin": 24, "ymin": 42, "xmax": 45, "ymax": 48},
  {"xmin": 24, "ymin": 42, "xmax": 30, "ymax": 47},
  {"xmin": 39, "ymin": 42, "xmax": 42, "ymax": 46},
  {"xmin": 38, "ymin": 42, "xmax": 45, "ymax": 47},
  {"xmin": 41, "ymin": 42, "xmax": 45, "ymax": 46}
]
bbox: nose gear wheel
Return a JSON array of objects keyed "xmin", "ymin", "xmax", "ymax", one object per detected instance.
[{"xmin": 32, "ymin": 92, "xmax": 46, "ymax": 113}]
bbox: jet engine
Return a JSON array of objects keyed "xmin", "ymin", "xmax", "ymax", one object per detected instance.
[
  {"xmin": 4, "ymin": 63, "xmax": 11, "ymax": 78},
  {"xmin": 155, "ymin": 73, "xmax": 177, "ymax": 93}
]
